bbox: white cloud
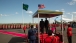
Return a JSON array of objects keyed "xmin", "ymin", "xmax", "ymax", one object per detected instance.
[
  {"xmin": 67, "ymin": 0, "xmax": 76, "ymax": 5},
  {"xmin": 55, "ymin": 10, "xmax": 60, "ymax": 12},
  {"xmin": 16, "ymin": 12, "xmax": 18, "ymax": 14},
  {"xmin": 0, "ymin": 14, "xmax": 4, "ymax": 17},
  {"xmin": 73, "ymin": 0, "xmax": 76, "ymax": 1},
  {"xmin": 0, "ymin": 14, "xmax": 3, "ymax": 16},
  {"xmin": 0, "ymin": 13, "xmax": 20, "ymax": 17},
  {"xmin": 61, "ymin": 9, "xmax": 65, "ymax": 12},
  {"xmin": 26, "ymin": 11, "xmax": 33, "ymax": 14},
  {"xmin": 66, "ymin": 12, "xmax": 70, "ymax": 14},
  {"xmin": 72, "ymin": 12, "xmax": 76, "ymax": 14},
  {"xmin": 4, "ymin": 15, "xmax": 9, "ymax": 16},
  {"xmin": 67, "ymin": 2, "xmax": 75, "ymax": 5},
  {"xmin": 61, "ymin": 9, "xmax": 64, "ymax": 11},
  {"xmin": 0, "ymin": 14, "xmax": 9, "ymax": 17},
  {"xmin": 62, "ymin": 10, "xmax": 65, "ymax": 12}
]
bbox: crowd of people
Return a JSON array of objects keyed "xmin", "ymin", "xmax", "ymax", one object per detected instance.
[
  {"xmin": 27, "ymin": 18, "xmax": 73, "ymax": 43},
  {"xmin": 0, "ymin": 17, "xmax": 73, "ymax": 43}
]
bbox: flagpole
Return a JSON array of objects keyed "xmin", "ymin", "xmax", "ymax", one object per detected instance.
[
  {"xmin": 32, "ymin": 16, "xmax": 34, "ymax": 24},
  {"xmin": 61, "ymin": 15, "xmax": 64, "ymax": 43},
  {"xmin": 38, "ymin": 13, "xmax": 40, "ymax": 43},
  {"xmin": 37, "ymin": 4, "xmax": 45, "ymax": 43},
  {"xmin": 22, "ymin": 2, "xmax": 24, "ymax": 27},
  {"xmin": 38, "ymin": 8, "xmax": 40, "ymax": 43},
  {"xmin": 72, "ymin": 14, "xmax": 73, "ymax": 21}
]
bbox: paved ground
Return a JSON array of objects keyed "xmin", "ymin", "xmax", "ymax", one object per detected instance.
[
  {"xmin": 0, "ymin": 27, "xmax": 76, "ymax": 43},
  {"xmin": 56, "ymin": 27, "xmax": 76, "ymax": 43},
  {"xmin": 0, "ymin": 29, "xmax": 28, "ymax": 43}
]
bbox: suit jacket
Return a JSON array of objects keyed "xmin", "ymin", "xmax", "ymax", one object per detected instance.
[
  {"xmin": 44, "ymin": 20, "xmax": 49, "ymax": 27},
  {"xmin": 28, "ymin": 28, "xmax": 37, "ymax": 40},
  {"xmin": 40, "ymin": 21, "xmax": 45, "ymax": 28}
]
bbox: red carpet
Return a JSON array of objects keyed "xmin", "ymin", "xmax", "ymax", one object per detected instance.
[{"xmin": 0, "ymin": 30, "xmax": 28, "ymax": 38}]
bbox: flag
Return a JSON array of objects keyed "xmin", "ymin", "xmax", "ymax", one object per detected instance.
[
  {"xmin": 23, "ymin": 4, "xmax": 29, "ymax": 11},
  {"xmin": 38, "ymin": 4, "xmax": 45, "ymax": 9}
]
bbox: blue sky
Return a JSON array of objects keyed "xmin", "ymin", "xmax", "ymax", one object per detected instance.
[{"xmin": 0, "ymin": 0, "xmax": 76, "ymax": 23}]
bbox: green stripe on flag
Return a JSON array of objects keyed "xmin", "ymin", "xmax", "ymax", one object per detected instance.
[{"xmin": 23, "ymin": 4, "xmax": 28, "ymax": 11}]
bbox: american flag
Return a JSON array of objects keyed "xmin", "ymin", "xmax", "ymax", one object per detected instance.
[{"xmin": 38, "ymin": 4, "xmax": 45, "ymax": 9}]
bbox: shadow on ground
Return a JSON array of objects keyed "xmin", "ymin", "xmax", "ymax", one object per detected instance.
[{"xmin": 8, "ymin": 37, "xmax": 27, "ymax": 43}]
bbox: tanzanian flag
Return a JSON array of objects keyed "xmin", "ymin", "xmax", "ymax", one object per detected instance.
[{"xmin": 23, "ymin": 4, "xmax": 29, "ymax": 11}]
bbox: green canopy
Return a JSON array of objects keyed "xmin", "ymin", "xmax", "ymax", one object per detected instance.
[{"xmin": 33, "ymin": 10, "xmax": 63, "ymax": 18}]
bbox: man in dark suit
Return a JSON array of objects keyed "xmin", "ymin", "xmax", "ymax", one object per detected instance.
[
  {"xmin": 40, "ymin": 19, "xmax": 45, "ymax": 33},
  {"xmin": 44, "ymin": 18, "xmax": 49, "ymax": 33},
  {"xmin": 28, "ymin": 25, "xmax": 37, "ymax": 43}
]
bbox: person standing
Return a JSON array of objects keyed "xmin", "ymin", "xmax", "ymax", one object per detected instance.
[
  {"xmin": 40, "ymin": 19, "xmax": 45, "ymax": 33},
  {"xmin": 44, "ymin": 30, "xmax": 56, "ymax": 43},
  {"xmin": 67, "ymin": 24, "xmax": 72, "ymax": 43},
  {"xmin": 28, "ymin": 25, "xmax": 37, "ymax": 43},
  {"xmin": 44, "ymin": 18, "xmax": 49, "ymax": 33},
  {"xmin": 40, "ymin": 32, "xmax": 48, "ymax": 43},
  {"xmin": 23, "ymin": 25, "xmax": 26, "ymax": 33},
  {"xmin": 63, "ymin": 24, "xmax": 65, "ymax": 31},
  {"xmin": 50, "ymin": 26, "xmax": 55, "ymax": 33},
  {"xmin": 56, "ymin": 32, "xmax": 63, "ymax": 43}
]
